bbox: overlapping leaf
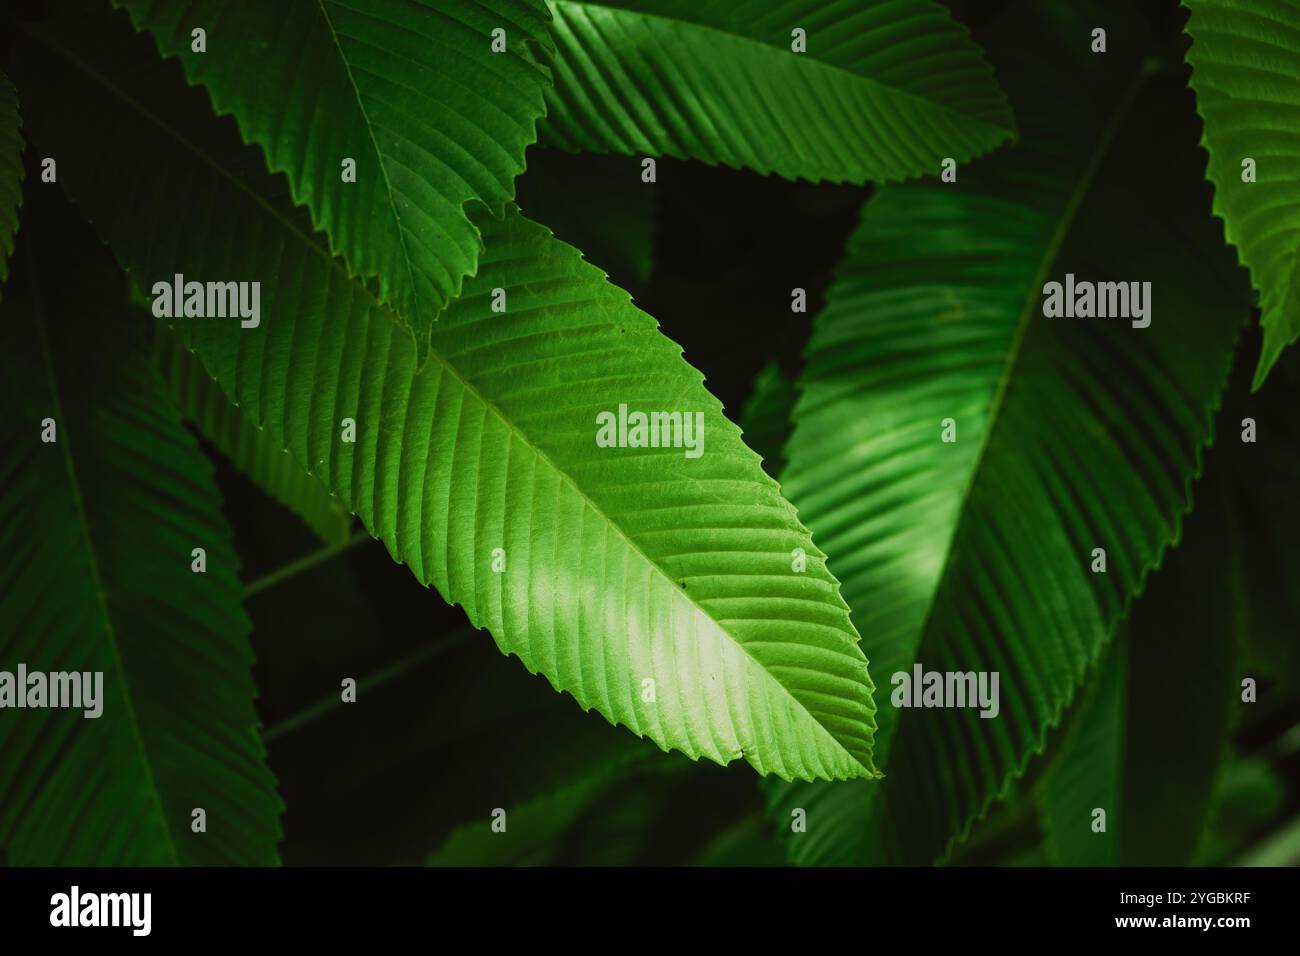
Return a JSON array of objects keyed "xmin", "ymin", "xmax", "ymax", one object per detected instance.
[
  {"xmin": 739, "ymin": 361, "xmax": 795, "ymax": 479},
  {"xmin": 427, "ymin": 777, "xmax": 608, "ymax": 865},
  {"xmin": 113, "ymin": 0, "xmax": 553, "ymax": 353},
  {"xmin": 765, "ymin": 0, "xmax": 1250, "ymax": 864},
  {"xmin": 153, "ymin": 327, "xmax": 354, "ymax": 546},
  {"xmin": 538, "ymin": 0, "xmax": 1015, "ymax": 182},
  {"xmin": 18, "ymin": 6, "xmax": 878, "ymax": 782},
  {"xmin": 1184, "ymin": 0, "xmax": 1300, "ymax": 388},
  {"xmin": 0, "ymin": 205, "xmax": 281, "ymax": 865},
  {"xmin": 426, "ymin": 770, "xmax": 677, "ymax": 865},
  {"xmin": 1039, "ymin": 348, "xmax": 1300, "ymax": 868},
  {"xmin": 1040, "ymin": 469, "xmax": 1238, "ymax": 866}
]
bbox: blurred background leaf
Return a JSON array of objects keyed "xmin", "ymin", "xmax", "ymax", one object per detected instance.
[
  {"xmin": 1183, "ymin": 0, "xmax": 1300, "ymax": 387},
  {"xmin": 0, "ymin": 195, "xmax": 281, "ymax": 864},
  {"xmin": 537, "ymin": 0, "xmax": 1015, "ymax": 182}
]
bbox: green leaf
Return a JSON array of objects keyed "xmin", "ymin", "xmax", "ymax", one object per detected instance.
[
  {"xmin": 1234, "ymin": 819, "xmax": 1300, "ymax": 866},
  {"xmin": 739, "ymin": 360, "xmax": 795, "ymax": 479},
  {"xmin": 1040, "ymin": 471, "xmax": 1239, "ymax": 866},
  {"xmin": 0, "ymin": 70, "xmax": 22, "ymax": 283},
  {"xmin": 691, "ymin": 811, "xmax": 785, "ymax": 866},
  {"xmin": 20, "ymin": 7, "xmax": 877, "ymax": 782},
  {"xmin": 1184, "ymin": 0, "xmax": 1300, "ymax": 388},
  {"xmin": 765, "ymin": 1, "xmax": 1249, "ymax": 864},
  {"xmin": 152, "ymin": 326, "xmax": 355, "ymax": 547},
  {"xmin": 0, "ymin": 203, "xmax": 281, "ymax": 865},
  {"xmin": 112, "ymin": 0, "xmax": 554, "ymax": 353},
  {"xmin": 538, "ymin": 0, "xmax": 1015, "ymax": 183},
  {"xmin": 427, "ymin": 777, "xmax": 606, "ymax": 865},
  {"xmin": 1038, "ymin": 651, "xmax": 1124, "ymax": 866},
  {"xmin": 425, "ymin": 769, "xmax": 677, "ymax": 865},
  {"xmin": 1036, "ymin": 350, "xmax": 1300, "ymax": 868},
  {"xmin": 427, "ymin": 771, "xmax": 681, "ymax": 865},
  {"xmin": 1216, "ymin": 756, "xmax": 1289, "ymax": 864}
]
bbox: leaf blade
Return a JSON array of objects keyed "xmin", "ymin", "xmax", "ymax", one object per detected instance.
[
  {"xmin": 0, "ymin": 207, "xmax": 281, "ymax": 866},
  {"xmin": 152, "ymin": 326, "xmax": 354, "ymax": 547},
  {"xmin": 766, "ymin": 1, "xmax": 1249, "ymax": 863},
  {"xmin": 1042, "ymin": 464, "xmax": 1238, "ymax": 866},
  {"xmin": 114, "ymin": 0, "xmax": 554, "ymax": 351},
  {"xmin": 19, "ymin": 7, "xmax": 879, "ymax": 782},
  {"xmin": 1184, "ymin": 0, "xmax": 1300, "ymax": 387},
  {"xmin": 539, "ymin": 0, "xmax": 1015, "ymax": 182}
]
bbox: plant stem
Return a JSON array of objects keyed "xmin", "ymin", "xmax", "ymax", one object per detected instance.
[
  {"xmin": 244, "ymin": 528, "xmax": 371, "ymax": 597},
  {"xmin": 263, "ymin": 631, "xmax": 471, "ymax": 742}
]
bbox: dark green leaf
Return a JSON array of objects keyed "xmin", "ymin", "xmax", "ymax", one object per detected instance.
[
  {"xmin": 766, "ymin": 0, "xmax": 1249, "ymax": 864},
  {"xmin": 0, "ymin": 204, "xmax": 281, "ymax": 865},
  {"xmin": 739, "ymin": 360, "xmax": 795, "ymax": 479},
  {"xmin": 1184, "ymin": 0, "xmax": 1300, "ymax": 387}
]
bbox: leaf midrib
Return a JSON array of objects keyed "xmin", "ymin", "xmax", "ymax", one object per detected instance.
[
  {"xmin": 551, "ymin": 0, "xmax": 1013, "ymax": 137},
  {"xmin": 314, "ymin": 0, "xmax": 422, "ymax": 314},
  {"xmin": 24, "ymin": 247, "xmax": 181, "ymax": 865},
  {"xmin": 873, "ymin": 67, "xmax": 1149, "ymax": 780},
  {"xmin": 877, "ymin": 69, "xmax": 1155, "ymax": 861},
  {"xmin": 31, "ymin": 23, "xmax": 871, "ymax": 777}
]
